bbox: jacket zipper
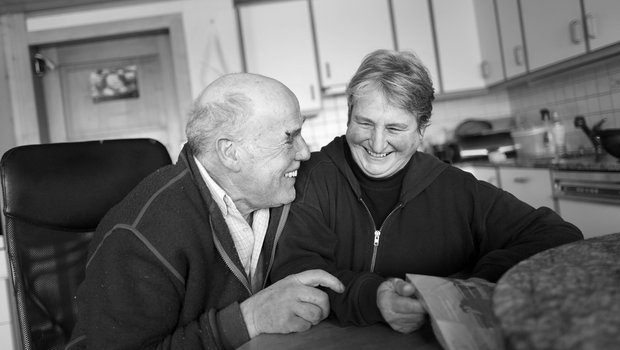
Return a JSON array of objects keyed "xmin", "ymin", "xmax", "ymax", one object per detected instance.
[
  {"xmin": 359, "ymin": 197, "xmax": 403, "ymax": 272},
  {"xmin": 210, "ymin": 219, "xmax": 252, "ymax": 295}
]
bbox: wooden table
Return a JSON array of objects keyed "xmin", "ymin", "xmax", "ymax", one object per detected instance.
[{"xmin": 237, "ymin": 319, "xmax": 442, "ymax": 350}]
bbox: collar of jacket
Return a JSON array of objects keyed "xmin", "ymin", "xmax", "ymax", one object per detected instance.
[
  {"xmin": 177, "ymin": 143, "xmax": 285, "ymax": 292},
  {"xmin": 321, "ymin": 136, "xmax": 449, "ymax": 204}
]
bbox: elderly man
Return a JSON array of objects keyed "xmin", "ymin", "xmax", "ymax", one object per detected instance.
[{"xmin": 67, "ymin": 73, "xmax": 344, "ymax": 349}]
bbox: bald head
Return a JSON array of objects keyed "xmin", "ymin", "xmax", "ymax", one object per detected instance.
[
  {"xmin": 185, "ymin": 73, "xmax": 300, "ymax": 159},
  {"xmin": 201, "ymin": 73, "xmax": 296, "ymax": 106}
]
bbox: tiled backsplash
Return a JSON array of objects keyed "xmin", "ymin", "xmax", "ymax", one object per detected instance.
[
  {"xmin": 302, "ymin": 55, "xmax": 620, "ymax": 154},
  {"xmin": 508, "ymin": 56, "xmax": 620, "ymax": 153}
]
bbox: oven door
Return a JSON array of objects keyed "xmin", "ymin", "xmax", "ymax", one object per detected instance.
[
  {"xmin": 556, "ymin": 198, "xmax": 620, "ymax": 239},
  {"xmin": 552, "ymin": 170, "xmax": 620, "ymax": 239}
]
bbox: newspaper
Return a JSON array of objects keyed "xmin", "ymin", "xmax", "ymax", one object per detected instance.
[{"xmin": 406, "ymin": 274, "xmax": 505, "ymax": 350}]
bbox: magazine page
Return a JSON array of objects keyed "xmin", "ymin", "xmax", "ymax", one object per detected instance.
[{"xmin": 406, "ymin": 274, "xmax": 505, "ymax": 350}]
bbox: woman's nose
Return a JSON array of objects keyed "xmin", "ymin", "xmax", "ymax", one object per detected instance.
[{"xmin": 370, "ymin": 128, "xmax": 386, "ymax": 152}]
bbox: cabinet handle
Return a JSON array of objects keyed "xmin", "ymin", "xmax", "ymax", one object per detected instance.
[
  {"xmin": 325, "ymin": 62, "xmax": 331, "ymax": 79},
  {"xmin": 310, "ymin": 84, "xmax": 315, "ymax": 100},
  {"xmin": 586, "ymin": 13, "xmax": 596, "ymax": 39},
  {"xmin": 513, "ymin": 46, "xmax": 524, "ymax": 66},
  {"xmin": 480, "ymin": 60, "xmax": 490, "ymax": 79},
  {"xmin": 569, "ymin": 19, "xmax": 583, "ymax": 44},
  {"xmin": 513, "ymin": 177, "xmax": 530, "ymax": 184}
]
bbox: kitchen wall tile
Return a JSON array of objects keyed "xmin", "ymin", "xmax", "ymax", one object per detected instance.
[
  {"xmin": 508, "ymin": 56, "xmax": 620, "ymax": 154},
  {"xmin": 599, "ymin": 94, "xmax": 613, "ymax": 112},
  {"xmin": 611, "ymin": 90, "xmax": 620, "ymax": 110}
]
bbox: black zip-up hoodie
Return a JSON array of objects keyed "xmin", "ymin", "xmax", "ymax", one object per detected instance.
[{"xmin": 272, "ymin": 136, "xmax": 582, "ymax": 326}]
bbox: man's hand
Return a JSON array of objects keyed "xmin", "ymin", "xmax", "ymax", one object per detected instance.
[
  {"xmin": 377, "ymin": 278, "xmax": 427, "ymax": 334},
  {"xmin": 240, "ymin": 269, "xmax": 344, "ymax": 337}
]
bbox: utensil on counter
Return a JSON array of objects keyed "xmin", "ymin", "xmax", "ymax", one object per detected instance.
[{"xmin": 574, "ymin": 116, "xmax": 620, "ymax": 161}]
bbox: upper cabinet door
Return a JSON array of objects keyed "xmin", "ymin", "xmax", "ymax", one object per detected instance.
[
  {"xmin": 432, "ymin": 0, "xmax": 485, "ymax": 93},
  {"xmin": 392, "ymin": 0, "xmax": 441, "ymax": 93},
  {"xmin": 239, "ymin": 0, "xmax": 321, "ymax": 115},
  {"xmin": 496, "ymin": 0, "xmax": 527, "ymax": 79},
  {"xmin": 520, "ymin": 0, "xmax": 585, "ymax": 71},
  {"xmin": 311, "ymin": 0, "xmax": 394, "ymax": 92},
  {"xmin": 583, "ymin": 0, "xmax": 620, "ymax": 51},
  {"xmin": 473, "ymin": 0, "xmax": 504, "ymax": 86}
]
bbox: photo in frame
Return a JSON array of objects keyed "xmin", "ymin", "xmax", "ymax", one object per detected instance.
[{"xmin": 90, "ymin": 65, "xmax": 139, "ymax": 103}]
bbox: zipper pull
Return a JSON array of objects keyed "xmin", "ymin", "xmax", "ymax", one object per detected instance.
[{"xmin": 373, "ymin": 230, "xmax": 381, "ymax": 246}]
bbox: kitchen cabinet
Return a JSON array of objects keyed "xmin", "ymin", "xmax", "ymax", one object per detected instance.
[
  {"xmin": 311, "ymin": 0, "xmax": 394, "ymax": 92},
  {"xmin": 432, "ymin": 0, "xmax": 485, "ymax": 92},
  {"xmin": 583, "ymin": 0, "xmax": 620, "ymax": 51},
  {"xmin": 391, "ymin": 0, "xmax": 440, "ymax": 92},
  {"xmin": 496, "ymin": 0, "xmax": 527, "ymax": 79},
  {"xmin": 520, "ymin": 0, "xmax": 586, "ymax": 71},
  {"xmin": 473, "ymin": 0, "xmax": 504, "ymax": 86},
  {"xmin": 499, "ymin": 167, "xmax": 556, "ymax": 210},
  {"xmin": 458, "ymin": 165, "xmax": 500, "ymax": 188},
  {"xmin": 238, "ymin": 0, "xmax": 322, "ymax": 116}
]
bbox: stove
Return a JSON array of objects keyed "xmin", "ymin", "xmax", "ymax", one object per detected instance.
[
  {"xmin": 551, "ymin": 154, "xmax": 620, "ymax": 204},
  {"xmin": 551, "ymin": 154, "xmax": 620, "ymax": 172}
]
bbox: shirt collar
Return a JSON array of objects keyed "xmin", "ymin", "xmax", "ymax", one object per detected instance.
[{"xmin": 194, "ymin": 156, "xmax": 230, "ymax": 216}]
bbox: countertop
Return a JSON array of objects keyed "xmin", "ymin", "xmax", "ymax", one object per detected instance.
[
  {"xmin": 458, "ymin": 153, "xmax": 620, "ymax": 172},
  {"xmin": 493, "ymin": 232, "xmax": 620, "ymax": 350}
]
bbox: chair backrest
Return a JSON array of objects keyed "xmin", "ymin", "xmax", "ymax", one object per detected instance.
[{"xmin": 0, "ymin": 138, "xmax": 172, "ymax": 350}]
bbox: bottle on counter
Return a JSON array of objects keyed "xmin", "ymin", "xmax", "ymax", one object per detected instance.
[
  {"xmin": 551, "ymin": 111, "xmax": 567, "ymax": 157},
  {"xmin": 540, "ymin": 108, "xmax": 556, "ymax": 157}
]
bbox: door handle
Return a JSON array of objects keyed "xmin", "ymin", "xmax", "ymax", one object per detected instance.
[
  {"xmin": 480, "ymin": 60, "xmax": 490, "ymax": 79},
  {"xmin": 513, "ymin": 46, "xmax": 524, "ymax": 66},
  {"xmin": 585, "ymin": 13, "xmax": 597, "ymax": 39},
  {"xmin": 513, "ymin": 177, "xmax": 530, "ymax": 184},
  {"xmin": 569, "ymin": 19, "xmax": 583, "ymax": 44}
]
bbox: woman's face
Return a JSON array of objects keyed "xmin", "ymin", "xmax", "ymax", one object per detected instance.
[{"xmin": 346, "ymin": 88, "xmax": 423, "ymax": 178}]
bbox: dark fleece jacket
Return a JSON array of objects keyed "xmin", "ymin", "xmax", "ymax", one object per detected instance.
[
  {"xmin": 67, "ymin": 144, "xmax": 287, "ymax": 350},
  {"xmin": 272, "ymin": 136, "xmax": 582, "ymax": 326}
]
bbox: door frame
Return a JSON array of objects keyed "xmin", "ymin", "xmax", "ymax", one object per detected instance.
[{"xmin": 27, "ymin": 13, "xmax": 192, "ymax": 149}]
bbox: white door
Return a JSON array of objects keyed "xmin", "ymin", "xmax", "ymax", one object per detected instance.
[
  {"xmin": 39, "ymin": 32, "xmax": 182, "ymax": 158},
  {"xmin": 392, "ymin": 0, "xmax": 440, "ymax": 92},
  {"xmin": 496, "ymin": 0, "xmax": 527, "ymax": 79},
  {"xmin": 474, "ymin": 0, "xmax": 504, "ymax": 85},
  {"xmin": 499, "ymin": 167, "xmax": 556, "ymax": 210},
  {"xmin": 520, "ymin": 0, "xmax": 585, "ymax": 71},
  {"xmin": 583, "ymin": 0, "xmax": 620, "ymax": 51},
  {"xmin": 239, "ymin": 0, "xmax": 322, "ymax": 116},
  {"xmin": 311, "ymin": 0, "xmax": 394, "ymax": 91},
  {"xmin": 432, "ymin": 0, "xmax": 485, "ymax": 92}
]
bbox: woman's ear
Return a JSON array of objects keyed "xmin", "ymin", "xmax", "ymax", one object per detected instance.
[{"xmin": 215, "ymin": 138, "xmax": 242, "ymax": 172}]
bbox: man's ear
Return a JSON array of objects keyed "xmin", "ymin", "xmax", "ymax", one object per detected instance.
[{"xmin": 215, "ymin": 138, "xmax": 242, "ymax": 172}]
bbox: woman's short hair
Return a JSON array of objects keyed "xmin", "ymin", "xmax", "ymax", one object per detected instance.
[{"xmin": 346, "ymin": 49, "xmax": 435, "ymax": 133}]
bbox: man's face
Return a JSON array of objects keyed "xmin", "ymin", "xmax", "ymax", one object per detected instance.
[
  {"xmin": 346, "ymin": 88, "xmax": 422, "ymax": 178},
  {"xmin": 235, "ymin": 95, "xmax": 310, "ymax": 211}
]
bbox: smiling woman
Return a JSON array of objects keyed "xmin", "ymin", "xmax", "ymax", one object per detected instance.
[{"xmin": 271, "ymin": 49, "xmax": 582, "ymax": 336}]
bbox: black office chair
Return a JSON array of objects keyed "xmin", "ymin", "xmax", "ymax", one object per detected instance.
[{"xmin": 0, "ymin": 139, "xmax": 172, "ymax": 350}]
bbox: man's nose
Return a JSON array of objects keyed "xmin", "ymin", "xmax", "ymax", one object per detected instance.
[{"xmin": 295, "ymin": 136, "xmax": 311, "ymax": 161}]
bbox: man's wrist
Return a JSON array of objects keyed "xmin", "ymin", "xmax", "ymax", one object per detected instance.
[{"xmin": 240, "ymin": 298, "xmax": 259, "ymax": 338}]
